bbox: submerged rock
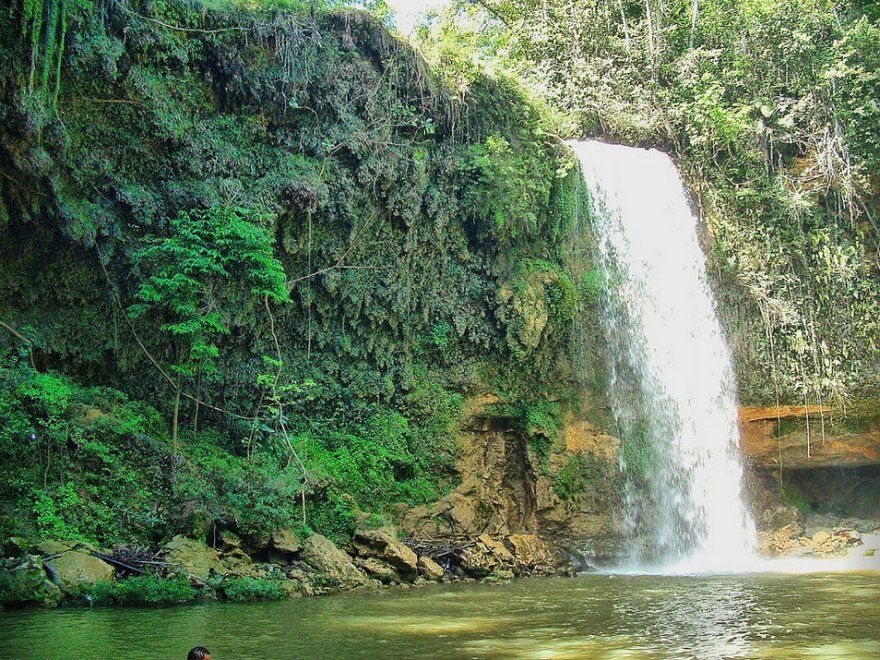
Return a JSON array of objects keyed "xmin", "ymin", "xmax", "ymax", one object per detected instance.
[
  {"xmin": 44, "ymin": 551, "xmax": 115, "ymax": 591},
  {"xmin": 0, "ymin": 555, "xmax": 61, "ymax": 607}
]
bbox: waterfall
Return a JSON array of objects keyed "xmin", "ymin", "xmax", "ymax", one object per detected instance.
[{"xmin": 569, "ymin": 140, "xmax": 756, "ymax": 573}]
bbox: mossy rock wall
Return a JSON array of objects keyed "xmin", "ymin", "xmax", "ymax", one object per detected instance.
[{"xmin": 0, "ymin": 1, "xmax": 597, "ymax": 546}]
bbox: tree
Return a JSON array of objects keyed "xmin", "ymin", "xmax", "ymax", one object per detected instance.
[{"xmin": 129, "ymin": 206, "xmax": 289, "ymax": 452}]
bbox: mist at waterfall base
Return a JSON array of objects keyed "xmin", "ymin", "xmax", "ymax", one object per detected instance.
[{"xmin": 570, "ymin": 140, "xmax": 878, "ymax": 576}]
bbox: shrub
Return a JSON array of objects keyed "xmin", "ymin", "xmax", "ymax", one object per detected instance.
[
  {"xmin": 86, "ymin": 576, "xmax": 199, "ymax": 606},
  {"xmin": 220, "ymin": 577, "xmax": 287, "ymax": 602}
]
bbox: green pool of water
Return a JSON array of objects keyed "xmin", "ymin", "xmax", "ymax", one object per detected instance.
[{"xmin": 2, "ymin": 572, "xmax": 879, "ymax": 658}]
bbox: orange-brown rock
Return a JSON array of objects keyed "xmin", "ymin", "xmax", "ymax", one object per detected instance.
[
  {"xmin": 739, "ymin": 405, "xmax": 880, "ymax": 469},
  {"xmin": 739, "ymin": 404, "xmax": 831, "ymax": 423}
]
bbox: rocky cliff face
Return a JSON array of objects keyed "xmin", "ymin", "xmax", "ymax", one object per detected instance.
[{"xmin": 396, "ymin": 394, "xmax": 623, "ymax": 564}]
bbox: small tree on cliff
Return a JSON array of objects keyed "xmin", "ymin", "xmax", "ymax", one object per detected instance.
[{"xmin": 129, "ymin": 206, "xmax": 289, "ymax": 452}]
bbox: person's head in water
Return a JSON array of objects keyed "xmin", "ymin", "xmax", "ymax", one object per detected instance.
[{"xmin": 187, "ymin": 647, "xmax": 210, "ymax": 660}]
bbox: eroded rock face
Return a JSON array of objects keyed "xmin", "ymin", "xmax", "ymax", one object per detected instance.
[
  {"xmin": 0, "ymin": 555, "xmax": 61, "ymax": 607},
  {"xmin": 460, "ymin": 535, "xmax": 515, "ymax": 577},
  {"xmin": 300, "ymin": 534, "xmax": 369, "ymax": 589},
  {"xmin": 397, "ymin": 394, "xmax": 623, "ymax": 567},
  {"xmin": 506, "ymin": 534, "xmax": 561, "ymax": 574},
  {"xmin": 739, "ymin": 404, "xmax": 880, "ymax": 469},
  {"xmin": 163, "ymin": 535, "xmax": 225, "ymax": 580},
  {"xmin": 44, "ymin": 551, "xmax": 115, "ymax": 591}
]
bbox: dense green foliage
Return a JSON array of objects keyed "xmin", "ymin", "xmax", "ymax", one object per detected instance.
[
  {"xmin": 0, "ymin": 0, "xmax": 584, "ymax": 548},
  {"xmin": 219, "ymin": 576, "xmax": 287, "ymax": 602},
  {"xmin": 422, "ymin": 0, "xmax": 880, "ymax": 405},
  {"xmin": 83, "ymin": 575, "xmax": 199, "ymax": 606}
]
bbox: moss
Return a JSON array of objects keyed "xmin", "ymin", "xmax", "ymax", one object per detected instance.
[
  {"xmin": 552, "ymin": 454, "xmax": 605, "ymax": 501},
  {"xmin": 780, "ymin": 481, "xmax": 813, "ymax": 516}
]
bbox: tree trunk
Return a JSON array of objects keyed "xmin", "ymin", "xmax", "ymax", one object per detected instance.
[{"xmin": 172, "ymin": 380, "xmax": 182, "ymax": 454}]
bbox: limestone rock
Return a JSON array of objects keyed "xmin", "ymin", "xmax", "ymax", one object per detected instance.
[
  {"xmin": 271, "ymin": 528, "xmax": 303, "ymax": 555},
  {"xmin": 460, "ymin": 535, "xmax": 515, "ymax": 577},
  {"xmin": 219, "ymin": 530, "xmax": 242, "ymax": 550},
  {"xmin": 36, "ymin": 539, "xmax": 78, "ymax": 556},
  {"xmin": 300, "ymin": 534, "xmax": 368, "ymax": 589},
  {"xmin": 221, "ymin": 548, "xmax": 253, "ymax": 575},
  {"xmin": 353, "ymin": 528, "xmax": 418, "ymax": 579},
  {"xmin": 44, "ymin": 551, "xmax": 115, "ymax": 591},
  {"xmin": 757, "ymin": 523, "xmax": 804, "ymax": 556},
  {"xmin": 417, "ymin": 555, "xmax": 444, "ymax": 582},
  {"xmin": 354, "ymin": 557, "xmax": 401, "ymax": 585},
  {"xmin": 478, "ymin": 534, "xmax": 514, "ymax": 563},
  {"xmin": 163, "ymin": 535, "xmax": 225, "ymax": 580},
  {"xmin": 0, "ymin": 555, "xmax": 61, "ymax": 607},
  {"xmin": 507, "ymin": 534, "xmax": 559, "ymax": 574}
]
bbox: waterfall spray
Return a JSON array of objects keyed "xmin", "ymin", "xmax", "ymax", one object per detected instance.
[{"xmin": 569, "ymin": 140, "xmax": 756, "ymax": 573}]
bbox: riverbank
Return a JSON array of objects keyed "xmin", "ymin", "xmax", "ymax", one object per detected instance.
[
  {"xmin": 4, "ymin": 509, "xmax": 880, "ymax": 611},
  {"xmin": 0, "ymin": 529, "xmax": 571, "ymax": 609}
]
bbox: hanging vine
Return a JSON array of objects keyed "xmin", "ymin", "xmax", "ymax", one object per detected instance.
[{"xmin": 19, "ymin": 0, "xmax": 72, "ymax": 109}]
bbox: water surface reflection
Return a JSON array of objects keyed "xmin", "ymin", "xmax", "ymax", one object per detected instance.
[{"xmin": 1, "ymin": 572, "xmax": 878, "ymax": 659}]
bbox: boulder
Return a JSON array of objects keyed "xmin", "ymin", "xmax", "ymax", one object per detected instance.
[
  {"xmin": 271, "ymin": 528, "xmax": 303, "ymax": 555},
  {"xmin": 163, "ymin": 535, "xmax": 225, "ymax": 580},
  {"xmin": 300, "ymin": 534, "xmax": 368, "ymax": 589},
  {"xmin": 353, "ymin": 528, "xmax": 418, "ymax": 580},
  {"xmin": 219, "ymin": 530, "xmax": 242, "ymax": 550},
  {"xmin": 36, "ymin": 539, "xmax": 78, "ymax": 556},
  {"xmin": 0, "ymin": 555, "xmax": 61, "ymax": 607},
  {"xmin": 460, "ymin": 535, "xmax": 515, "ymax": 577},
  {"xmin": 354, "ymin": 557, "xmax": 401, "ymax": 585},
  {"xmin": 220, "ymin": 548, "xmax": 253, "ymax": 575},
  {"xmin": 417, "ymin": 555, "xmax": 445, "ymax": 582},
  {"xmin": 44, "ymin": 551, "xmax": 115, "ymax": 591},
  {"xmin": 507, "ymin": 534, "xmax": 559, "ymax": 574}
]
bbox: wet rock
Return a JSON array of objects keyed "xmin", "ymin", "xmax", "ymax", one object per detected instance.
[
  {"xmin": 271, "ymin": 528, "xmax": 303, "ymax": 555},
  {"xmin": 0, "ymin": 555, "xmax": 61, "ymax": 607},
  {"xmin": 44, "ymin": 551, "xmax": 115, "ymax": 591},
  {"xmin": 353, "ymin": 528, "xmax": 418, "ymax": 580},
  {"xmin": 479, "ymin": 569, "xmax": 515, "ymax": 584},
  {"xmin": 460, "ymin": 535, "xmax": 515, "ymax": 577},
  {"xmin": 507, "ymin": 534, "xmax": 560, "ymax": 575},
  {"xmin": 417, "ymin": 555, "xmax": 445, "ymax": 582},
  {"xmin": 163, "ymin": 535, "xmax": 225, "ymax": 580},
  {"xmin": 757, "ymin": 523, "xmax": 803, "ymax": 556},
  {"xmin": 354, "ymin": 557, "xmax": 401, "ymax": 585},
  {"xmin": 300, "ymin": 534, "xmax": 368, "ymax": 589}
]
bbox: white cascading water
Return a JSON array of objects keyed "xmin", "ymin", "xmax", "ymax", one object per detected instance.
[{"xmin": 569, "ymin": 140, "xmax": 756, "ymax": 573}]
